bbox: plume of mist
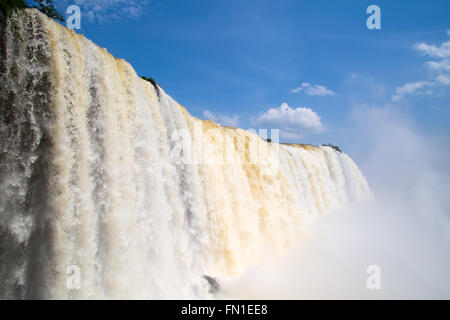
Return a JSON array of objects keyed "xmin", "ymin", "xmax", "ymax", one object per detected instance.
[{"xmin": 218, "ymin": 105, "xmax": 450, "ymax": 299}]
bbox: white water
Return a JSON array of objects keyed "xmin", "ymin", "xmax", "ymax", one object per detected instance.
[{"xmin": 0, "ymin": 10, "xmax": 370, "ymax": 299}]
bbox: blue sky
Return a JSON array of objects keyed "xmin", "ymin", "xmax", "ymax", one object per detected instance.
[{"xmin": 52, "ymin": 0, "xmax": 449, "ymax": 153}]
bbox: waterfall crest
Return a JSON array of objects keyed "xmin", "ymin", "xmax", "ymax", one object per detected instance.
[{"xmin": 0, "ymin": 10, "xmax": 370, "ymax": 299}]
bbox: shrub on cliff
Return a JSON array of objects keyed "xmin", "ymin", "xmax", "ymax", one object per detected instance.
[
  {"xmin": 0, "ymin": 0, "xmax": 26, "ymax": 18},
  {"xmin": 141, "ymin": 76, "xmax": 160, "ymax": 98},
  {"xmin": 0, "ymin": 0, "xmax": 64, "ymax": 23},
  {"xmin": 321, "ymin": 143, "xmax": 342, "ymax": 153}
]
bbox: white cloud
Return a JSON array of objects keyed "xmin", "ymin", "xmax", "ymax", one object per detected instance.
[
  {"xmin": 436, "ymin": 74, "xmax": 450, "ymax": 85},
  {"xmin": 252, "ymin": 103, "xmax": 323, "ymax": 139},
  {"xmin": 73, "ymin": 0, "xmax": 149, "ymax": 23},
  {"xmin": 392, "ymin": 80, "xmax": 432, "ymax": 101},
  {"xmin": 425, "ymin": 59, "xmax": 450, "ymax": 72},
  {"xmin": 414, "ymin": 40, "xmax": 450, "ymax": 59},
  {"xmin": 290, "ymin": 83, "xmax": 335, "ymax": 96},
  {"xmin": 203, "ymin": 110, "xmax": 217, "ymax": 122},
  {"xmin": 392, "ymin": 31, "xmax": 450, "ymax": 101},
  {"xmin": 202, "ymin": 110, "xmax": 240, "ymax": 127}
]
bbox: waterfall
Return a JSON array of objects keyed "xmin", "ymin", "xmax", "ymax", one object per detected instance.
[{"xmin": 0, "ymin": 9, "xmax": 370, "ymax": 299}]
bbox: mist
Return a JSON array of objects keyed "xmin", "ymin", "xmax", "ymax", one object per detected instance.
[{"xmin": 218, "ymin": 105, "xmax": 450, "ymax": 299}]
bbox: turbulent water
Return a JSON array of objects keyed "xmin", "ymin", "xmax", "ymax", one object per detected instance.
[{"xmin": 0, "ymin": 10, "xmax": 370, "ymax": 299}]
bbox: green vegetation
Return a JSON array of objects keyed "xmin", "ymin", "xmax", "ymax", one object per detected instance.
[
  {"xmin": 0, "ymin": 0, "xmax": 64, "ymax": 23},
  {"xmin": 32, "ymin": 0, "xmax": 64, "ymax": 22},
  {"xmin": 141, "ymin": 76, "xmax": 160, "ymax": 98},
  {"xmin": 0, "ymin": 0, "xmax": 25, "ymax": 27},
  {"xmin": 0, "ymin": 0, "xmax": 26, "ymax": 17},
  {"xmin": 321, "ymin": 143, "xmax": 342, "ymax": 153}
]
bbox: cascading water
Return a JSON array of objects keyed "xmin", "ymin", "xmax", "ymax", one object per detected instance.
[{"xmin": 0, "ymin": 9, "xmax": 370, "ymax": 299}]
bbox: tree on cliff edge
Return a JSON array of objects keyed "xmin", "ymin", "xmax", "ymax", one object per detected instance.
[{"xmin": 0, "ymin": 0, "xmax": 64, "ymax": 23}]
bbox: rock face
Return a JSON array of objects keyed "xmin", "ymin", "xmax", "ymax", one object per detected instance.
[
  {"xmin": 1, "ymin": 9, "xmax": 55, "ymax": 299},
  {"xmin": 0, "ymin": 9, "xmax": 370, "ymax": 299},
  {"xmin": 203, "ymin": 275, "xmax": 220, "ymax": 295}
]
